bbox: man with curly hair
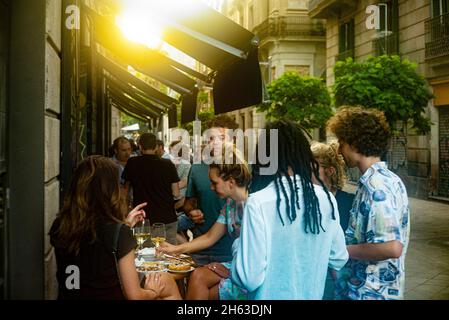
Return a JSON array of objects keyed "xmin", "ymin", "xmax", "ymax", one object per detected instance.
[{"xmin": 327, "ymin": 106, "xmax": 410, "ymax": 300}]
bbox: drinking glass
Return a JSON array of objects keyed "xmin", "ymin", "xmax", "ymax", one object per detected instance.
[
  {"xmin": 151, "ymin": 223, "xmax": 166, "ymax": 249},
  {"xmin": 132, "ymin": 219, "xmax": 151, "ymax": 251}
]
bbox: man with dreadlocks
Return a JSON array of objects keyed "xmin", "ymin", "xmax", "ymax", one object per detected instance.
[
  {"xmin": 327, "ymin": 107, "xmax": 410, "ymax": 300},
  {"xmin": 230, "ymin": 120, "xmax": 348, "ymax": 299}
]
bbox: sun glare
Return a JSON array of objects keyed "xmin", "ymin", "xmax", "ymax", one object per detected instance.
[
  {"xmin": 116, "ymin": 0, "xmax": 217, "ymax": 50},
  {"xmin": 116, "ymin": 16, "xmax": 162, "ymax": 49}
]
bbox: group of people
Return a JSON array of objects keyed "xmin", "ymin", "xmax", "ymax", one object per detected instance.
[{"xmin": 49, "ymin": 106, "xmax": 410, "ymax": 300}]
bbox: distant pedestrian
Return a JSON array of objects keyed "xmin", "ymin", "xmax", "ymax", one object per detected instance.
[
  {"xmin": 327, "ymin": 106, "xmax": 410, "ymax": 300},
  {"xmin": 123, "ymin": 133, "xmax": 180, "ymax": 245}
]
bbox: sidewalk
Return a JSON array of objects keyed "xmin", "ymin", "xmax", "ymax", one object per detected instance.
[{"xmin": 404, "ymin": 197, "xmax": 449, "ymax": 300}]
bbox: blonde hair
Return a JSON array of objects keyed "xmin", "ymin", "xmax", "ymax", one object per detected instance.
[{"xmin": 311, "ymin": 141, "xmax": 347, "ymax": 192}]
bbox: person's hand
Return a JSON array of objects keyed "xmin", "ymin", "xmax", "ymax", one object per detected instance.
[
  {"xmin": 188, "ymin": 209, "xmax": 205, "ymax": 224},
  {"xmin": 156, "ymin": 241, "xmax": 181, "ymax": 256},
  {"xmin": 125, "ymin": 203, "xmax": 147, "ymax": 228},
  {"xmin": 144, "ymin": 272, "xmax": 165, "ymax": 299},
  {"xmin": 206, "ymin": 263, "xmax": 230, "ymax": 278}
]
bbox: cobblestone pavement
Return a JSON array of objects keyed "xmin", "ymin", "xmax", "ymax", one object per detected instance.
[{"xmin": 404, "ymin": 197, "xmax": 449, "ymax": 300}]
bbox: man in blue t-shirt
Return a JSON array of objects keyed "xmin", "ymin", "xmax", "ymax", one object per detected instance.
[{"xmin": 183, "ymin": 115, "xmax": 239, "ymax": 265}]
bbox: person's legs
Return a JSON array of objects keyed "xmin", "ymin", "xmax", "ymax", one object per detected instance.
[
  {"xmin": 177, "ymin": 213, "xmax": 195, "ymax": 231},
  {"xmin": 176, "ymin": 232, "xmax": 188, "ymax": 244},
  {"xmin": 186, "ymin": 267, "xmax": 222, "ymax": 300},
  {"xmin": 158, "ymin": 273, "xmax": 182, "ymax": 300}
]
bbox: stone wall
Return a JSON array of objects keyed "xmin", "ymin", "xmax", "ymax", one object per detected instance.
[
  {"xmin": 44, "ymin": 0, "xmax": 61, "ymax": 300},
  {"xmin": 439, "ymin": 107, "xmax": 449, "ymax": 198}
]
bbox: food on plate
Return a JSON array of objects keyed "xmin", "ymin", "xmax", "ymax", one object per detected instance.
[
  {"xmin": 167, "ymin": 263, "xmax": 192, "ymax": 271},
  {"xmin": 137, "ymin": 261, "xmax": 165, "ymax": 272}
]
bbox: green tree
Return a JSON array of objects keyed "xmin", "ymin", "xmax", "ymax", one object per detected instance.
[
  {"xmin": 257, "ymin": 72, "xmax": 333, "ymax": 130},
  {"xmin": 333, "ymin": 55, "xmax": 433, "ymax": 134},
  {"xmin": 120, "ymin": 113, "xmax": 149, "ymax": 133}
]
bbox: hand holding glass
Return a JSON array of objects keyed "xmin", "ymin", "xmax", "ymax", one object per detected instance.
[{"xmin": 133, "ymin": 219, "xmax": 151, "ymax": 251}]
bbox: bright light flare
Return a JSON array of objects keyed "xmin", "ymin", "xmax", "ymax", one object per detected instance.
[{"xmin": 116, "ymin": 6, "xmax": 162, "ymax": 49}]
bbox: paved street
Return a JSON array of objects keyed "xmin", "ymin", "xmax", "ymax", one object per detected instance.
[{"xmin": 404, "ymin": 197, "xmax": 449, "ymax": 300}]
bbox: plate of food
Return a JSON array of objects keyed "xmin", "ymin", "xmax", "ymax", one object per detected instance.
[
  {"xmin": 167, "ymin": 263, "xmax": 195, "ymax": 273},
  {"xmin": 136, "ymin": 261, "xmax": 168, "ymax": 273},
  {"xmin": 164, "ymin": 254, "xmax": 195, "ymax": 266}
]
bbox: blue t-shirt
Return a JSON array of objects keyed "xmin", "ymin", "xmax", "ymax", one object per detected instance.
[{"xmin": 186, "ymin": 163, "xmax": 233, "ymax": 257}]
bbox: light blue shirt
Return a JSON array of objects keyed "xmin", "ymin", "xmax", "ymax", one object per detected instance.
[{"xmin": 231, "ymin": 176, "xmax": 348, "ymax": 300}]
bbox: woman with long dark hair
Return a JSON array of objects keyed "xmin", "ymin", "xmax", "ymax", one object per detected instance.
[
  {"xmin": 230, "ymin": 120, "xmax": 348, "ymax": 299},
  {"xmin": 50, "ymin": 155, "xmax": 181, "ymax": 300}
]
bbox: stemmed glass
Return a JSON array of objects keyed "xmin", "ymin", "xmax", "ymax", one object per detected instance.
[
  {"xmin": 151, "ymin": 223, "xmax": 166, "ymax": 250},
  {"xmin": 133, "ymin": 219, "xmax": 151, "ymax": 253}
]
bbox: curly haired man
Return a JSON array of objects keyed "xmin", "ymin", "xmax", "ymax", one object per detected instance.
[{"xmin": 327, "ymin": 106, "xmax": 410, "ymax": 300}]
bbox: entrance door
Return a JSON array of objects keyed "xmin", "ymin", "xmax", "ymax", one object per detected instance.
[
  {"xmin": 439, "ymin": 106, "xmax": 449, "ymax": 198},
  {"xmin": 0, "ymin": 0, "xmax": 10, "ymax": 299}
]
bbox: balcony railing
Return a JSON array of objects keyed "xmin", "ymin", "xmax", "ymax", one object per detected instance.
[
  {"xmin": 425, "ymin": 12, "xmax": 449, "ymax": 59},
  {"xmin": 336, "ymin": 49, "xmax": 354, "ymax": 61},
  {"xmin": 253, "ymin": 16, "xmax": 326, "ymax": 40},
  {"xmin": 373, "ymin": 32, "xmax": 399, "ymax": 56}
]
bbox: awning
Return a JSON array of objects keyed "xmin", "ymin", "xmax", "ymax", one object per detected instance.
[
  {"xmin": 121, "ymin": 123, "xmax": 140, "ymax": 131},
  {"xmin": 84, "ymin": 0, "xmax": 263, "ymax": 124}
]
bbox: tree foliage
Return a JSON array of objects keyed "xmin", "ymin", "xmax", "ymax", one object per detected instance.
[
  {"xmin": 333, "ymin": 55, "xmax": 433, "ymax": 134},
  {"xmin": 257, "ymin": 72, "xmax": 333, "ymax": 130}
]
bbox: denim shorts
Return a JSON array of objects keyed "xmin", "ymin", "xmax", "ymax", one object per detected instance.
[{"xmin": 177, "ymin": 213, "xmax": 195, "ymax": 231}]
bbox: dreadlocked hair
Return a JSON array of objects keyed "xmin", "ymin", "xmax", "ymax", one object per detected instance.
[{"xmin": 250, "ymin": 120, "xmax": 335, "ymax": 234}]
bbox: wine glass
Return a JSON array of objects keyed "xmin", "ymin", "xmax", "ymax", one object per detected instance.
[
  {"xmin": 133, "ymin": 219, "xmax": 151, "ymax": 253},
  {"xmin": 151, "ymin": 223, "xmax": 166, "ymax": 250}
]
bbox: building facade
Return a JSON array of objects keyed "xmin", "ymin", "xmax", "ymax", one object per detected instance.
[
  {"xmin": 309, "ymin": 0, "xmax": 449, "ymax": 199},
  {"xmin": 222, "ymin": 0, "xmax": 327, "ymax": 130}
]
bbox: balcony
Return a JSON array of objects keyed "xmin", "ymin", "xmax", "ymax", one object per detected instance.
[
  {"xmin": 309, "ymin": 0, "xmax": 357, "ymax": 19},
  {"xmin": 425, "ymin": 13, "xmax": 449, "ymax": 59},
  {"xmin": 373, "ymin": 32, "xmax": 399, "ymax": 56},
  {"xmin": 253, "ymin": 16, "xmax": 325, "ymax": 41}
]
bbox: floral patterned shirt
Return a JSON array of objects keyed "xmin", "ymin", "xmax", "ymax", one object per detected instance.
[{"xmin": 339, "ymin": 162, "xmax": 410, "ymax": 300}]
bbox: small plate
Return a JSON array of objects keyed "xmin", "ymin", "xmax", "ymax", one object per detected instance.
[{"xmin": 168, "ymin": 266, "xmax": 195, "ymax": 273}]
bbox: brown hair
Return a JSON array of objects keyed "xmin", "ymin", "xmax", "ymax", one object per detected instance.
[
  {"xmin": 326, "ymin": 106, "xmax": 391, "ymax": 157},
  {"xmin": 209, "ymin": 144, "xmax": 251, "ymax": 188},
  {"xmin": 206, "ymin": 114, "xmax": 239, "ymax": 130},
  {"xmin": 139, "ymin": 133, "xmax": 157, "ymax": 150},
  {"xmin": 52, "ymin": 156, "xmax": 124, "ymax": 255},
  {"xmin": 311, "ymin": 141, "xmax": 347, "ymax": 192}
]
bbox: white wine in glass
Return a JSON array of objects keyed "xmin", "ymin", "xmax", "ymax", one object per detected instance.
[
  {"xmin": 151, "ymin": 223, "xmax": 166, "ymax": 248},
  {"xmin": 133, "ymin": 219, "xmax": 151, "ymax": 251}
]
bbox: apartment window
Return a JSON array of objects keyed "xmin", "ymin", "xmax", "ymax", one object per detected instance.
[
  {"xmin": 432, "ymin": 0, "xmax": 449, "ymax": 17},
  {"xmin": 378, "ymin": 1, "xmax": 398, "ymax": 33},
  {"xmin": 375, "ymin": 1, "xmax": 399, "ymax": 56},
  {"xmin": 271, "ymin": 66, "xmax": 276, "ymax": 82},
  {"xmin": 338, "ymin": 19, "xmax": 355, "ymax": 61},
  {"xmin": 284, "ymin": 65, "xmax": 310, "ymax": 76}
]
